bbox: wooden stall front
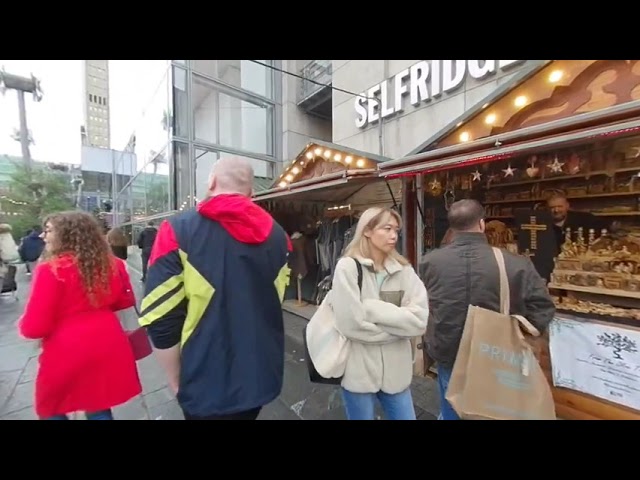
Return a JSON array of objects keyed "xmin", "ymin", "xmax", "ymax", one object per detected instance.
[
  {"xmin": 252, "ymin": 140, "xmax": 401, "ymax": 310},
  {"xmin": 379, "ymin": 60, "xmax": 640, "ymax": 419}
]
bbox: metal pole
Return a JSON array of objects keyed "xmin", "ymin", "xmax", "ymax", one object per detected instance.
[
  {"xmin": 0, "ymin": 69, "xmax": 42, "ymax": 171},
  {"xmin": 378, "ymin": 100, "xmax": 384, "ymax": 157},
  {"xmin": 16, "ymin": 91, "xmax": 32, "ymax": 170},
  {"xmin": 111, "ymin": 150, "xmax": 118, "ymax": 226}
]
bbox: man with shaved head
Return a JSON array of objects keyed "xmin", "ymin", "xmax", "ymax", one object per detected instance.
[
  {"xmin": 421, "ymin": 199, "xmax": 554, "ymax": 420},
  {"xmin": 139, "ymin": 155, "xmax": 291, "ymax": 420}
]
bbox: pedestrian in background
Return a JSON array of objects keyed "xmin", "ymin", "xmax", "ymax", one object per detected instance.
[
  {"xmin": 18, "ymin": 211, "xmax": 142, "ymax": 420},
  {"xmin": 107, "ymin": 227, "xmax": 129, "ymax": 261}
]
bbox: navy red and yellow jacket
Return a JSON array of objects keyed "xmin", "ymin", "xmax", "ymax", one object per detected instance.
[{"xmin": 138, "ymin": 194, "xmax": 291, "ymax": 417}]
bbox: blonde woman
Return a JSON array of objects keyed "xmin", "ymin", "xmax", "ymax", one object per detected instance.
[{"xmin": 332, "ymin": 207, "xmax": 429, "ymax": 420}]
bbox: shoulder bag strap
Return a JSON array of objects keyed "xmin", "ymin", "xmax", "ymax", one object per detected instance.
[
  {"xmin": 491, "ymin": 247, "xmax": 510, "ymax": 315},
  {"xmin": 491, "ymin": 247, "xmax": 541, "ymax": 336},
  {"xmin": 352, "ymin": 257, "xmax": 363, "ymax": 296}
]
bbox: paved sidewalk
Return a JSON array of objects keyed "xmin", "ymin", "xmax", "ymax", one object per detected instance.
[{"xmin": 0, "ymin": 252, "xmax": 440, "ymax": 420}]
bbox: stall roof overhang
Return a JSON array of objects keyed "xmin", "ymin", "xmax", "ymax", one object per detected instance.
[
  {"xmin": 406, "ymin": 60, "xmax": 553, "ymax": 156},
  {"xmin": 254, "ymin": 138, "xmax": 391, "ymax": 202},
  {"xmin": 299, "ymin": 138, "xmax": 392, "ymax": 165},
  {"xmin": 380, "ymin": 115, "xmax": 640, "ymax": 179},
  {"xmin": 379, "ymin": 99, "xmax": 640, "ymax": 178},
  {"xmin": 253, "ymin": 169, "xmax": 379, "ymax": 202}
]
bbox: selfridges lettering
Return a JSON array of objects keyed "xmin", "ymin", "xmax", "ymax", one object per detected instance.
[{"xmin": 354, "ymin": 60, "xmax": 525, "ymax": 128}]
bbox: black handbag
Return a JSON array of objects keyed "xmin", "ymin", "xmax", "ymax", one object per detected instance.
[{"xmin": 303, "ymin": 258, "xmax": 362, "ymax": 385}]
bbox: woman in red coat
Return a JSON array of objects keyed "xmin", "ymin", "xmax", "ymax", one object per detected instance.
[{"xmin": 18, "ymin": 211, "xmax": 142, "ymax": 420}]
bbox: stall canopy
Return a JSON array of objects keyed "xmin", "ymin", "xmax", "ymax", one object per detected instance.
[
  {"xmin": 253, "ymin": 139, "xmax": 391, "ymax": 203},
  {"xmin": 380, "ymin": 60, "xmax": 640, "ymax": 178}
]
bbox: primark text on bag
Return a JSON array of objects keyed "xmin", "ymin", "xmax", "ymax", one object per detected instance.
[{"xmin": 445, "ymin": 247, "xmax": 556, "ymax": 420}]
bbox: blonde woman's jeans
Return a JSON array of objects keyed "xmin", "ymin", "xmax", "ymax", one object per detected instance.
[{"xmin": 341, "ymin": 387, "xmax": 416, "ymax": 420}]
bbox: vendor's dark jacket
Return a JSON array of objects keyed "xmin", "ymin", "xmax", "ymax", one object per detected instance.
[{"xmin": 421, "ymin": 232, "xmax": 555, "ymax": 368}]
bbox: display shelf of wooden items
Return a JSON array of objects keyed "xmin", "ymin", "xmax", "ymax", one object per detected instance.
[
  {"xmin": 481, "ymin": 136, "xmax": 640, "ymax": 238},
  {"xmin": 547, "ymin": 227, "xmax": 640, "ymax": 419}
]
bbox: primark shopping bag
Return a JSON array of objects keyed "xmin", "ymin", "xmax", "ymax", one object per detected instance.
[{"xmin": 445, "ymin": 248, "xmax": 556, "ymax": 420}]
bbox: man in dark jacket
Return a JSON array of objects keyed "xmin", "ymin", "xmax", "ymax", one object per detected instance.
[
  {"xmin": 138, "ymin": 156, "xmax": 291, "ymax": 420},
  {"xmin": 137, "ymin": 221, "xmax": 158, "ymax": 282},
  {"xmin": 19, "ymin": 227, "xmax": 45, "ymax": 274},
  {"xmin": 422, "ymin": 199, "xmax": 555, "ymax": 420}
]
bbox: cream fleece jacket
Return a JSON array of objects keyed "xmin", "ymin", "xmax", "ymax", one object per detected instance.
[{"xmin": 329, "ymin": 255, "xmax": 429, "ymax": 394}]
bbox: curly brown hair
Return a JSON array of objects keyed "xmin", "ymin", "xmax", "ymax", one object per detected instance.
[{"xmin": 43, "ymin": 210, "xmax": 114, "ymax": 305}]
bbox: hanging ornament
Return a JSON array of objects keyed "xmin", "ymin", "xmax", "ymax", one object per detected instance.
[
  {"xmin": 444, "ymin": 186, "xmax": 456, "ymax": 211},
  {"xmin": 471, "ymin": 169, "xmax": 482, "ymax": 182},
  {"xmin": 526, "ymin": 156, "xmax": 540, "ymax": 178},
  {"xmin": 486, "ymin": 172, "xmax": 500, "ymax": 187},
  {"xmin": 548, "ymin": 154, "xmax": 564, "ymax": 173},
  {"xmin": 566, "ymin": 152, "xmax": 581, "ymax": 174},
  {"xmin": 428, "ymin": 178, "xmax": 443, "ymax": 196},
  {"xmin": 502, "ymin": 164, "xmax": 517, "ymax": 177}
]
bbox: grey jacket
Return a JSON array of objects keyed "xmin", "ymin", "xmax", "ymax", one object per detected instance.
[{"xmin": 421, "ymin": 232, "xmax": 555, "ymax": 368}]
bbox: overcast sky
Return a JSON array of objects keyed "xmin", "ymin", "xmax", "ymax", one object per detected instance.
[{"xmin": 0, "ymin": 60, "xmax": 169, "ymax": 169}]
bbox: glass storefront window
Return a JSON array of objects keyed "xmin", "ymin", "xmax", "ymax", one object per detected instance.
[
  {"xmin": 110, "ymin": 61, "xmax": 171, "ymax": 175},
  {"xmin": 192, "ymin": 60, "xmax": 274, "ymax": 99},
  {"xmin": 172, "ymin": 66, "xmax": 189, "ymax": 139},
  {"xmin": 117, "ymin": 149, "xmax": 169, "ymax": 220},
  {"xmin": 113, "ymin": 148, "xmax": 136, "ymax": 191},
  {"xmin": 134, "ymin": 64, "xmax": 171, "ymax": 174},
  {"xmin": 113, "ymin": 60, "xmax": 278, "ymax": 227},
  {"xmin": 173, "ymin": 141, "xmax": 192, "ymax": 210},
  {"xmin": 115, "ymin": 183, "xmax": 133, "ymax": 225},
  {"xmin": 194, "ymin": 148, "xmax": 218, "ymax": 201},
  {"xmin": 193, "ymin": 147, "xmax": 275, "ymax": 200},
  {"xmin": 192, "ymin": 74, "xmax": 273, "ymax": 156}
]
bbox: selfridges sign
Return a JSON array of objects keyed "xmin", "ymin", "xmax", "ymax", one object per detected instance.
[{"xmin": 354, "ymin": 60, "xmax": 526, "ymax": 128}]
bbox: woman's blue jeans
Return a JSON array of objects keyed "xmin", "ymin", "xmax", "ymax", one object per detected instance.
[
  {"xmin": 43, "ymin": 409, "xmax": 113, "ymax": 420},
  {"xmin": 341, "ymin": 387, "xmax": 417, "ymax": 420}
]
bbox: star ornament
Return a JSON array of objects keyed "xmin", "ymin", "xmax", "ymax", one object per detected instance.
[
  {"xmin": 502, "ymin": 164, "xmax": 517, "ymax": 177},
  {"xmin": 471, "ymin": 169, "xmax": 482, "ymax": 182},
  {"xmin": 548, "ymin": 156, "xmax": 564, "ymax": 173}
]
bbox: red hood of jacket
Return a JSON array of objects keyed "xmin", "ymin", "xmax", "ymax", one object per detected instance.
[{"xmin": 197, "ymin": 194, "xmax": 275, "ymax": 244}]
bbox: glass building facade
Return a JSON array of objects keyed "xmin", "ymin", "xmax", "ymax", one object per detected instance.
[{"xmin": 113, "ymin": 60, "xmax": 280, "ymax": 240}]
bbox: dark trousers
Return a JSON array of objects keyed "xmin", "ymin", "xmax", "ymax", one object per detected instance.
[
  {"xmin": 436, "ymin": 365, "xmax": 461, "ymax": 420},
  {"xmin": 183, "ymin": 407, "xmax": 262, "ymax": 421},
  {"xmin": 141, "ymin": 250, "xmax": 151, "ymax": 280}
]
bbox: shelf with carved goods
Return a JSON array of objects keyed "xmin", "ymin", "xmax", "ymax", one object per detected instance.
[
  {"xmin": 485, "ymin": 166, "xmax": 640, "ymax": 189},
  {"xmin": 548, "ymin": 282, "xmax": 640, "ymax": 300},
  {"xmin": 484, "ymin": 191, "xmax": 640, "ymax": 205},
  {"xmin": 487, "ymin": 212, "xmax": 640, "ymax": 221}
]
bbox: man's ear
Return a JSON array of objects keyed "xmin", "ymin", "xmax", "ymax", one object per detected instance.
[{"xmin": 207, "ymin": 173, "xmax": 216, "ymax": 192}]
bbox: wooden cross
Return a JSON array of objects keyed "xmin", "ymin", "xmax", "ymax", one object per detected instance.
[{"xmin": 520, "ymin": 215, "xmax": 547, "ymax": 252}]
